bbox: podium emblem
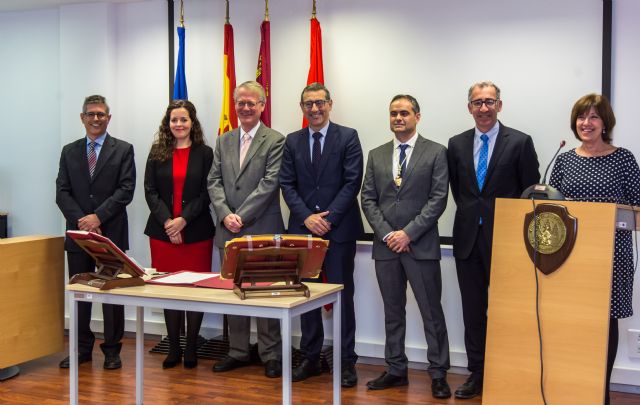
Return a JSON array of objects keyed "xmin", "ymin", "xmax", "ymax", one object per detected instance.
[{"xmin": 523, "ymin": 203, "xmax": 577, "ymax": 274}]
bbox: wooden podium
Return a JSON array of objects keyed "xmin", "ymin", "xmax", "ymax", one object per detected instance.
[
  {"xmin": 0, "ymin": 236, "xmax": 65, "ymax": 375},
  {"xmin": 484, "ymin": 199, "xmax": 639, "ymax": 405}
]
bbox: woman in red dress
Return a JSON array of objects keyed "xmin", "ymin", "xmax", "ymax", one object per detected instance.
[{"xmin": 144, "ymin": 100, "xmax": 215, "ymax": 369}]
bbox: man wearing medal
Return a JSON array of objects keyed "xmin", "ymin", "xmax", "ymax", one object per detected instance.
[{"xmin": 361, "ymin": 95, "xmax": 451, "ymax": 398}]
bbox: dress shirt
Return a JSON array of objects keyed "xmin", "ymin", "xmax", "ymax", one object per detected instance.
[
  {"xmin": 473, "ymin": 121, "xmax": 499, "ymax": 170},
  {"xmin": 307, "ymin": 122, "xmax": 330, "ymax": 159},
  {"xmin": 392, "ymin": 132, "xmax": 418, "ymax": 179},
  {"xmin": 86, "ymin": 132, "xmax": 107, "ymax": 159}
]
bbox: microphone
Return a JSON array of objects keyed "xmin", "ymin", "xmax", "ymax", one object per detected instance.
[{"xmin": 520, "ymin": 140, "xmax": 566, "ymax": 200}]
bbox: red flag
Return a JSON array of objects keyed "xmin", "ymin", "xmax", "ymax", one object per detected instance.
[
  {"xmin": 219, "ymin": 22, "xmax": 237, "ymax": 135},
  {"xmin": 256, "ymin": 20, "xmax": 271, "ymax": 127},
  {"xmin": 302, "ymin": 17, "xmax": 324, "ymax": 127}
]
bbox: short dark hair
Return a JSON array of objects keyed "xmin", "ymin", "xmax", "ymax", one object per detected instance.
[
  {"xmin": 390, "ymin": 94, "xmax": 420, "ymax": 114},
  {"xmin": 300, "ymin": 82, "xmax": 331, "ymax": 103},
  {"xmin": 83, "ymin": 95, "xmax": 109, "ymax": 114},
  {"xmin": 570, "ymin": 93, "xmax": 616, "ymax": 143}
]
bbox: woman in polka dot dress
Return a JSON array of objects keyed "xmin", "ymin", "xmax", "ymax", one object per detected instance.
[{"xmin": 549, "ymin": 93, "xmax": 640, "ymax": 405}]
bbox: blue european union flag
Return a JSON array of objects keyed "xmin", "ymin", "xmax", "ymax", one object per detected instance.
[{"xmin": 173, "ymin": 26, "xmax": 188, "ymax": 100}]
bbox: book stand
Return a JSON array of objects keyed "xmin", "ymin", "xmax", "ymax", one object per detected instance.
[
  {"xmin": 221, "ymin": 234, "xmax": 328, "ymax": 299},
  {"xmin": 67, "ymin": 231, "xmax": 146, "ymax": 290}
]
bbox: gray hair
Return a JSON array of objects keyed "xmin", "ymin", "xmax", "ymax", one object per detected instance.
[
  {"xmin": 233, "ymin": 81, "xmax": 266, "ymax": 103},
  {"xmin": 467, "ymin": 81, "xmax": 501, "ymax": 101}
]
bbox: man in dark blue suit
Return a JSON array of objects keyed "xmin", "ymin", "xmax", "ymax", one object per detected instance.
[
  {"xmin": 56, "ymin": 95, "xmax": 136, "ymax": 370},
  {"xmin": 279, "ymin": 83, "xmax": 364, "ymax": 388}
]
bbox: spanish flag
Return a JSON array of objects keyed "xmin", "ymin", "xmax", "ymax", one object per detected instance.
[{"xmin": 218, "ymin": 22, "xmax": 237, "ymax": 135}]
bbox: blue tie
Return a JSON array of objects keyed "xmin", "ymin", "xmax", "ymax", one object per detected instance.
[
  {"xmin": 398, "ymin": 144, "xmax": 409, "ymax": 178},
  {"xmin": 476, "ymin": 134, "xmax": 489, "ymax": 190}
]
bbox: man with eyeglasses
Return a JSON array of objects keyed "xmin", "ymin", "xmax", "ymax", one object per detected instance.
[
  {"xmin": 55, "ymin": 95, "xmax": 136, "ymax": 370},
  {"xmin": 447, "ymin": 81, "xmax": 540, "ymax": 399},
  {"xmin": 279, "ymin": 82, "xmax": 364, "ymax": 388},
  {"xmin": 361, "ymin": 95, "xmax": 451, "ymax": 398},
  {"xmin": 208, "ymin": 80, "xmax": 284, "ymax": 378}
]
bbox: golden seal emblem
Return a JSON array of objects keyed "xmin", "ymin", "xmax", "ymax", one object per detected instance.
[{"xmin": 527, "ymin": 212, "xmax": 566, "ymax": 254}]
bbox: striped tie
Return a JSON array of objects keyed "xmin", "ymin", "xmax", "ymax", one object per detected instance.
[
  {"xmin": 88, "ymin": 141, "xmax": 97, "ymax": 178},
  {"xmin": 476, "ymin": 134, "xmax": 489, "ymax": 190}
]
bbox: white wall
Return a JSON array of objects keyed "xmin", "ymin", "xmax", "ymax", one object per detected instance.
[{"xmin": 0, "ymin": 0, "xmax": 638, "ymax": 388}]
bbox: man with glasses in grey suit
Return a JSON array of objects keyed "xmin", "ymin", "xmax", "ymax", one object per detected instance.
[{"xmin": 208, "ymin": 81, "xmax": 284, "ymax": 378}]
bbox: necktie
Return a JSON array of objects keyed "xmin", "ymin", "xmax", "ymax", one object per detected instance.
[
  {"xmin": 88, "ymin": 141, "xmax": 97, "ymax": 178},
  {"xmin": 239, "ymin": 133, "xmax": 252, "ymax": 167},
  {"xmin": 312, "ymin": 132, "xmax": 323, "ymax": 175},
  {"xmin": 476, "ymin": 134, "xmax": 489, "ymax": 190},
  {"xmin": 398, "ymin": 144, "xmax": 409, "ymax": 178}
]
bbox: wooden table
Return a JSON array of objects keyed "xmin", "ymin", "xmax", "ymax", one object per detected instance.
[{"xmin": 66, "ymin": 282, "xmax": 343, "ymax": 405}]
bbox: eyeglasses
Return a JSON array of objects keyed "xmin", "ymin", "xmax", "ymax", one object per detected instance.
[
  {"xmin": 302, "ymin": 100, "xmax": 328, "ymax": 110},
  {"xmin": 83, "ymin": 112, "xmax": 108, "ymax": 120},
  {"xmin": 469, "ymin": 98, "xmax": 499, "ymax": 109},
  {"xmin": 236, "ymin": 101, "xmax": 263, "ymax": 109}
]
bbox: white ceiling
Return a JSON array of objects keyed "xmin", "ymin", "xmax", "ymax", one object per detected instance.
[{"xmin": 0, "ymin": 0, "xmax": 141, "ymax": 12}]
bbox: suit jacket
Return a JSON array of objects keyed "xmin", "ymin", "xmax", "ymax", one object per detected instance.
[
  {"xmin": 361, "ymin": 135, "xmax": 448, "ymax": 261},
  {"xmin": 56, "ymin": 134, "xmax": 136, "ymax": 252},
  {"xmin": 447, "ymin": 122, "xmax": 540, "ymax": 259},
  {"xmin": 280, "ymin": 122, "xmax": 364, "ymax": 243},
  {"xmin": 143, "ymin": 143, "xmax": 215, "ymax": 243},
  {"xmin": 208, "ymin": 123, "xmax": 285, "ymax": 248}
]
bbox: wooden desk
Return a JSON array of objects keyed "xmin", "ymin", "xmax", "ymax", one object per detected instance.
[
  {"xmin": 66, "ymin": 282, "xmax": 343, "ymax": 405},
  {"xmin": 0, "ymin": 236, "xmax": 64, "ymax": 369}
]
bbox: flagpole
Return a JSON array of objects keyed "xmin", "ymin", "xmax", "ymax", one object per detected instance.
[
  {"xmin": 179, "ymin": 0, "xmax": 184, "ymax": 27},
  {"xmin": 311, "ymin": 0, "xmax": 316, "ymax": 19},
  {"xmin": 265, "ymin": 0, "xmax": 269, "ymax": 21},
  {"xmin": 225, "ymin": 0, "xmax": 229, "ymax": 24}
]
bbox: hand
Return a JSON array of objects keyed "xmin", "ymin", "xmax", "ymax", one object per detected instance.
[
  {"xmin": 169, "ymin": 233, "xmax": 183, "ymax": 245},
  {"xmin": 304, "ymin": 211, "xmax": 331, "ymax": 236},
  {"xmin": 78, "ymin": 214, "xmax": 101, "ymax": 232},
  {"xmin": 223, "ymin": 213, "xmax": 243, "ymax": 233},
  {"xmin": 386, "ymin": 230, "xmax": 411, "ymax": 253},
  {"xmin": 164, "ymin": 217, "xmax": 187, "ymax": 238}
]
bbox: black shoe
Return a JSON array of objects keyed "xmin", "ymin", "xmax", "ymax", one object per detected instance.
[
  {"xmin": 264, "ymin": 359, "xmax": 282, "ymax": 378},
  {"xmin": 183, "ymin": 348, "xmax": 197, "ymax": 369},
  {"xmin": 162, "ymin": 351, "xmax": 182, "ymax": 369},
  {"xmin": 103, "ymin": 353, "xmax": 122, "ymax": 370},
  {"xmin": 366, "ymin": 371, "xmax": 408, "ymax": 390},
  {"xmin": 341, "ymin": 363, "xmax": 358, "ymax": 388},
  {"xmin": 213, "ymin": 355, "xmax": 250, "ymax": 372},
  {"xmin": 431, "ymin": 377, "xmax": 452, "ymax": 399},
  {"xmin": 59, "ymin": 353, "xmax": 92, "ymax": 369},
  {"xmin": 455, "ymin": 376, "xmax": 483, "ymax": 399},
  {"xmin": 292, "ymin": 358, "xmax": 322, "ymax": 382}
]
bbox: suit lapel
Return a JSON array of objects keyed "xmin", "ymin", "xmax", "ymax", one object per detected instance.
[
  {"xmin": 91, "ymin": 134, "xmax": 114, "ymax": 181},
  {"xmin": 316, "ymin": 122, "xmax": 337, "ymax": 179},
  {"xmin": 400, "ymin": 135, "xmax": 426, "ymax": 188},
  {"xmin": 484, "ymin": 123, "xmax": 508, "ymax": 189},
  {"xmin": 300, "ymin": 128, "xmax": 313, "ymax": 176},
  {"xmin": 461, "ymin": 130, "xmax": 479, "ymax": 193},
  {"xmin": 228, "ymin": 128, "xmax": 241, "ymax": 177},
  {"xmin": 76, "ymin": 138, "xmax": 92, "ymax": 183},
  {"xmin": 380, "ymin": 141, "xmax": 395, "ymax": 189}
]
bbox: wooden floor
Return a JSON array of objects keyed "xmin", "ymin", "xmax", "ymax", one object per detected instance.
[{"xmin": 1, "ymin": 337, "xmax": 638, "ymax": 405}]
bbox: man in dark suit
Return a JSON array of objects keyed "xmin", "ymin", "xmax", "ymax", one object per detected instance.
[
  {"xmin": 279, "ymin": 82, "xmax": 364, "ymax": 388},
  {"xmin": 208, "ymin": 81, "xmax": 284, "ymax": 378},
  {"xmin": 55, "ymin": 94, "xmax": 136, "ymax": 370},
  {"xmin": 361, "ymin": 94, "xmax": 451, "ymax": 398},
  {"xmin": 447, "ymin": 81, "xmax": 540, "ymax": 399}
]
